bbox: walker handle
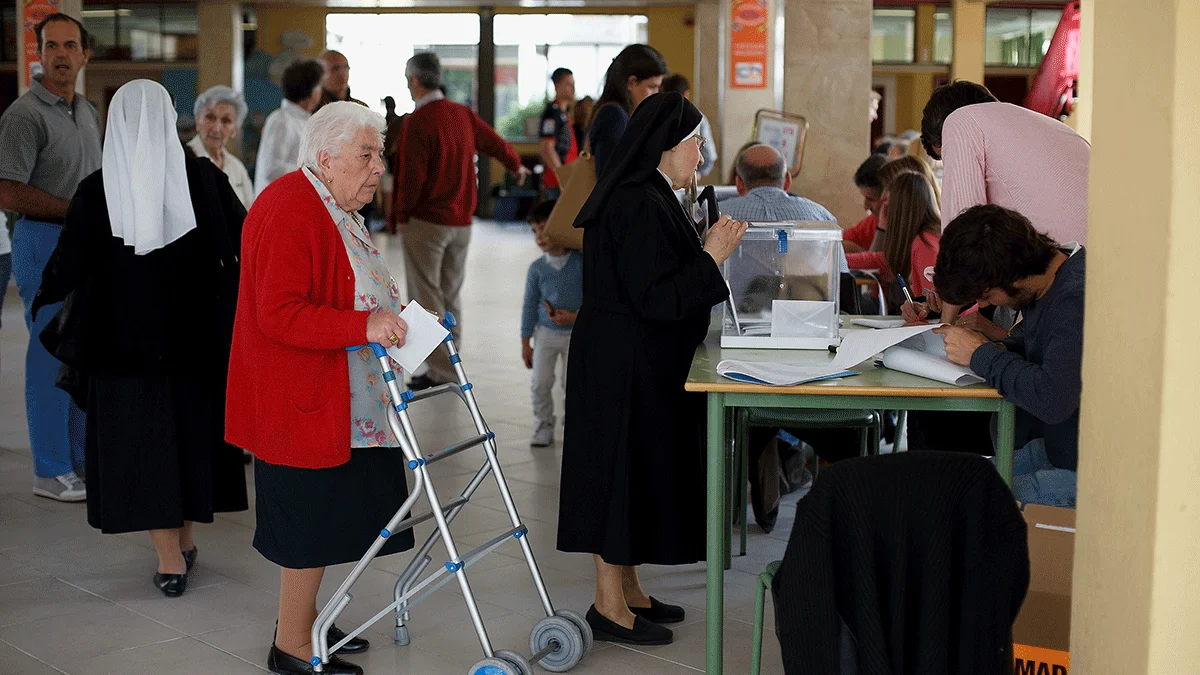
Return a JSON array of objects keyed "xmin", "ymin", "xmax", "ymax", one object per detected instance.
[{"xmin": 345, "ymin": 343, "xmax": 389, "ymax": 359}]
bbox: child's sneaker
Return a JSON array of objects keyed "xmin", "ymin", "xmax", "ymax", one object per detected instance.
[{"xmin": 530, "ymin": 422, "xmax": 555, "ymax": 447}]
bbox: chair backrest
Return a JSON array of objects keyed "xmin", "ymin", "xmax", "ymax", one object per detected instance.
[
  {"xmin": 772, "ymin": 452, "xmax": 1030, "ymax": 675},
  {"xmin": 838, "ymin": 272, "xmax": 862, "ymax": 315}
]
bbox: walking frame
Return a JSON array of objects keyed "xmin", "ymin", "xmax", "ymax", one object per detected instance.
[{"xmin": 310, "ymin": 313, "xmax": 592, "ymax": 675}]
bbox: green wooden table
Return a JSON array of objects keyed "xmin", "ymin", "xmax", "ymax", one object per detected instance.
[{"xmin": 685, "ymin": 333, "xmax": 1015, "ymax": 675}]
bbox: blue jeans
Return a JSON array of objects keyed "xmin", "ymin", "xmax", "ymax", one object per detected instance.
[
  {"xmin": 1011, "ymin": 439, "xmax": 1076, "ymax": 507},
  {"xmin": 0, "ymin": 251, "xmax": 11, "ymax": 329},
  {"xmin": 12, "ymin": 218, "xmax": 86, "ymax": 478}
]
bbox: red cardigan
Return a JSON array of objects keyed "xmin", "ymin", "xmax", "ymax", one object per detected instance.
[
  {"xmin": 393, "ymin": 98, "xmax": 523, "ymax": 226},
  {"xmin": 226, "ymin": 170, "xmax": 370, "ymax": 469}
]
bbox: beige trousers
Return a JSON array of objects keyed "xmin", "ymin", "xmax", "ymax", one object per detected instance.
[{"xmin": 402, "ymin": 217, "xmax": 470, "ymax": 383}]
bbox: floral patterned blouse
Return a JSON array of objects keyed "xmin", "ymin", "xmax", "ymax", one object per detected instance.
[{"xmin": 303, "ymin": 167, "xmax": 403, "ymax": 448}]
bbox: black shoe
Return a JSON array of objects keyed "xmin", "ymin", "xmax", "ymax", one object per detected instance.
[
  {"xmin": 328, "ymin": 624, "xmax": 370, "ymax": 654},
  {"xmin": 274, "ymin": 623, "xmax": 369, "ymax": 656},
  {"xmin": 182, "ymin": 547, "xmax": 198, "ymax": 572},
  {"xmin": 585, "ymin": 605, "xmax": 673, "ymax": 645},
  {"xmin": 629, "ymin": 596, "xmax": 686, "ymax": 624},
  {"xmin": 408, "ymin": 374, "xmax": 440, "ymax": 391},
  {"xmin": 267, "ymin": 645, "xmax": 363, "ymax": 675},
  {"xmin": 153, "ymin": 572, "xmax": 187, "ymax": 598}
]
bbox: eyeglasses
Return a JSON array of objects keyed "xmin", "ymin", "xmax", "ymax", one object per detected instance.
[{"xmin": 695, "ymin": 135, "xmax": 706, "ymax": 151}]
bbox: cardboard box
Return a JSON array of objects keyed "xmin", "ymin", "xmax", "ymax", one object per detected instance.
[{"xmin": 1012, "ymin": 504, "xmax": 1075, "ymax": 674}]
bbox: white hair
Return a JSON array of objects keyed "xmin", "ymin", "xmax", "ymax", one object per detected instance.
[
  {"xmin": 194, "ymin": 86, "xmax": 248, "ymax": 126},
  {"xmin": 299, "ymin": 101, "xmax": 386, "ymax": 171}
]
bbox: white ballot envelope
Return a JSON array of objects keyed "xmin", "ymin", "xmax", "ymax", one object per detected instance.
[
  {"xmin": 770, "ymin": 300, "xmax": 837, "ymax": 338},
  {"xmin": 385, "ymin": 301, "xmax": 450, "ymax": 372}
]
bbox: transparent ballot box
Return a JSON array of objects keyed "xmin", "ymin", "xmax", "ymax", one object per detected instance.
[{"xmin": 722, "ymin": 221, "xmax": 843, "ymax": 349}]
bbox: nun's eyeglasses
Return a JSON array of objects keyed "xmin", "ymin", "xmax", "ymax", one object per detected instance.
[{"xmin": 695, "ymin": 136, "xmax": 706, "ymax": 151}]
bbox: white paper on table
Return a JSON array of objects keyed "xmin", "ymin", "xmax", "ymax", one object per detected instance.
[
  {"xmin": 850, "ymin": 317, "xmax": 907, "ymax": 329},
  {"xmin": 385, "ymin": 301, "xmax": 450, "ymax": 372},
  {"xmin": 716, "ymin": 360, "xmax": 855, "ymax": 387},
  {"xmin": 900, "ymin": 330, "xmax": 948, "ymax": 358},
  {"xmin": 770, "ymin": 300, "xmax": 836, "ymax": 338},
  {"xmin": 830, "ymin": 324, "xmax": 938, "ymax": 369},
  {"xmin": 881, "ymin": 346, "xmax": 984, "ymax": 386}
]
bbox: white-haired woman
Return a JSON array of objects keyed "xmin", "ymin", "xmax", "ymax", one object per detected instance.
[
  {"xmin": 226, "ymin": 101, "xmax": 415, "ymax": 675},
  {"xmin": 188, "ymin": 85, "xmax": 254, "ymax": 209},
  {"xmin": 32, "ymin": 79, "xmax": 248, "ymax": 598}
]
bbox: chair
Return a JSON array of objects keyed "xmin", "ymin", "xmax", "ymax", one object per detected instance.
[
  {"xmin": 751, "ymin": 560, "xmax": 783, "ymax": 675},
  {"xmin": 730, "ymin": 407, "xmax": 881, "ymax": 558}
]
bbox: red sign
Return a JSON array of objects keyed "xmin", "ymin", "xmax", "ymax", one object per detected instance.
[
  {"xmin": 731, "ymin": 0, "xmax": 768, "ymax": 88},
  {"xmin": 23, "ymin": 0, "xmax": 59, "ymax": 88}
]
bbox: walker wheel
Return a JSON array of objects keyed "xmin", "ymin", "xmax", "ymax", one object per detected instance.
[
  {"xmin": 469, "ymin": 657, "xmax": 519, "ymax": 675},
  {"xmin": 554, "ymin": 609, "xmax": 593, "ymax": 656},
  {"xmin": 529, "ymin": 616, "xmax": 586, "ymax": 673},
  {"xmin": 494, "ymin": 649, "xmax": 534, "ymax": 675}
]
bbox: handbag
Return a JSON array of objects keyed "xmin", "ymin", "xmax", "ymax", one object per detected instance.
[{"xmin": 543, "ymin": 115, "xmax": 598, "ymax": 250}]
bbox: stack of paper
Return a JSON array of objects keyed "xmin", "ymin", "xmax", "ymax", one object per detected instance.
[{"xmin": 715, "ymin": 361, "xmax": 856, "ymax": 386}]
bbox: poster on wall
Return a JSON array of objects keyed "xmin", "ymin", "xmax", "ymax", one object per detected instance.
[
  {"xmin": 23, "ymin": 0, "xmax": 59, "ymax": 87},
  {"xmin": 753, "ymin": 110, "xmax": 808, "ymax": 176},
  {"xmin": 730, "ymin": 0, "xmax": 768, "ymax": 88}
]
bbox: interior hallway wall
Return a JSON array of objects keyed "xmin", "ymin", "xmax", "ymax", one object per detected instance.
[{"xmin": 784, "ymin": 0, "xmax": 873, "ymax": 228}]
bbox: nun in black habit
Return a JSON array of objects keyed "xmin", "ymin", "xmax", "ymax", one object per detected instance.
[{"xmin": 556, "ymin": 92, "xmax": 748, "ymax": 646}]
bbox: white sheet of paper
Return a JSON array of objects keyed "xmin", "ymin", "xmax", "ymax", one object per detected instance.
[
  {"xmin": 881, "ymin": 346, "xmax": 984, "ymax": 386},
  {"xmin": 716, "ymin": 360, "xmax": 854, "ymax": 387},
  {"xmin": 830, "ymin": 324, "xmax": 938, "ymax": 369},
  {"xmin": 385, "ymin": 301, "xmax": 450, "ymax": 373},
  {"xmin": 850, "ymin": 317, "xmax": 907, "ymax": 329}
]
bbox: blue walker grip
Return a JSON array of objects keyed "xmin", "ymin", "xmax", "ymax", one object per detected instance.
[
  {"xmin": 442, "ymin": 312, "xmax": 457, "ymax": 330},
  {"xmin": 345, "ymin": 343, "xmax": 390, "ymax": 359}
]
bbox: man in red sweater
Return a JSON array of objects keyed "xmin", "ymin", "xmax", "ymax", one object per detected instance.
[{"xmin": 393, "ymin": 52, "xmax": 528, "ymax": 388}]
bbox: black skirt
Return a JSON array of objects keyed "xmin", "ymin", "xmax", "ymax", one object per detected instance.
[
  {"xmin": 253, "ymin": 448, "xmax": 416, "ymax": 569},
  {"xmin": 85, "ymin": 373, "xmax": 248, "ymax": 535}
]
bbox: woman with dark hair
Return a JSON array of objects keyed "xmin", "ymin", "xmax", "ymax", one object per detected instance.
[
  {"xmin": 589, "ymin": 44, "xmax": 669, "ymax": 176},
  {"xmin": 847, "ymin": 171, "xmax": 941, "ymax": 299},
  {"xmin": 558, "ymin": 92, "xmax": 747, "ymax": 647}
]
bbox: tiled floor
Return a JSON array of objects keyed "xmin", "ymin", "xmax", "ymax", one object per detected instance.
[{"xmin": 0, "ymin": 223, "xmax": 798, "ymax": 675}]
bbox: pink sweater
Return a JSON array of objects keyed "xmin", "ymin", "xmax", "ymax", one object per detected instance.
[{"xmin": 940, "ymin": 102, "xmax": 1089, "ymax": 245}]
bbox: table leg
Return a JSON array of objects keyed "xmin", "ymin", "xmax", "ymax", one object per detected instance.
[
  {"xmin": 707, "ymin": 392, "xmax": 726, "ymax": 675},
  {"xmin": 995, "ymin": 401, "xmax": 1016, "ymax": 485}
]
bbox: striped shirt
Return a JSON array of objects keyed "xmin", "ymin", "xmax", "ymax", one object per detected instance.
[{"xmin": 940, "ymin": 102, "xmax": 1089, "ymax": 245}]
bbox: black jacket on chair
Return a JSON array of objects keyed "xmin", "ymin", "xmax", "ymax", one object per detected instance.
[{"xmin": 772, "ymin": 452, "xmax": 1030, "ymax": 675}]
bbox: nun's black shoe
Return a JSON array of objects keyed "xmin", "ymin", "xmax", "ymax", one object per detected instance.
[
  {"xmin": 629, "ymin": 596, "xmax": 686, "ymax": 624},
  {"xmin": 153, "ymin": 572, "xmax": 187, "ymax": 598},
  {"xmin": 585, "ymin": 605, "xmax": 673, "ymax": 645}
]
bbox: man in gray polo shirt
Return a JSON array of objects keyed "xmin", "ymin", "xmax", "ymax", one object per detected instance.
[{"xmin": 0, "ymin": 13, "xmax": 100, "ymax": 502}]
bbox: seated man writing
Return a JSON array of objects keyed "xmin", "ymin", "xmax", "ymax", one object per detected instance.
[{"xmin": 932, "ymin": 204, "xmax": 1084, "ymax": 507}]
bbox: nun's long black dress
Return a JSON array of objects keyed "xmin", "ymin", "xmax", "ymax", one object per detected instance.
[{"xmin": 557, "ymin": 92, "xmax": 730, "ymax": 566}]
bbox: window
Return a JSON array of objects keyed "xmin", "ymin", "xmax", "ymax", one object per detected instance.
[
  {"xmin": 933, "ymin": 9, "xmax": 952, "ymax": 65},
  {"xmin": 985, "ymin": 7, "xmax": 1063, "ymax": 67},
  {"xmin": 81, "ymin": 4, "xmax": 197, "ymax": 62},
  {"xmin": 872, "ymin": 8, "xmax": 915, "ymax": 64},
  {"xmin": 493, "ymin": 14, "xmax": 648, "ymax": 139},
  {"xmin": 326, "ymin": 13, "xmax": 480, "ymax": 117}
]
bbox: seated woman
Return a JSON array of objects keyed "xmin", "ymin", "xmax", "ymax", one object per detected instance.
[
  {"xmin": 32, "ymin": 79, "xmax": 248, "ymax": 598},
  {"xmin": 557, "ymin": 91, "xmax": 747, "ymax": 646},
  {"xmin": 226, "ymin": 101, "xmax": 416, "ymax": 675},
  {"xmin": 848, "ymin": 171, "xmax": 941, "ymax": 299}
]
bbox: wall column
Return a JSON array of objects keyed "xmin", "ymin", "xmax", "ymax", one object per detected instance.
[
  {"xmin": 197, "ymin": 0, "xmax": 244, "ymax": 94},
  {"xmin": 949, "ymin": 0, "xmax": 984, "ymax": 83},
  {"xmin": 782, "ymin": 0, "xmax": 871, "ymax": 227},
  {"xmin": 1072, "ymin": 0, "xmax": 1200, "ymax": 671},
  {"xmin": 715, "ymin": 0, "xmax": 781, "ymax": 183}
]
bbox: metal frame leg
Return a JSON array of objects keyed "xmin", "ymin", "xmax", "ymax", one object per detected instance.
[{"xmin": 706, "ymin": 393, "xmax": 727, "ymax": 675}]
